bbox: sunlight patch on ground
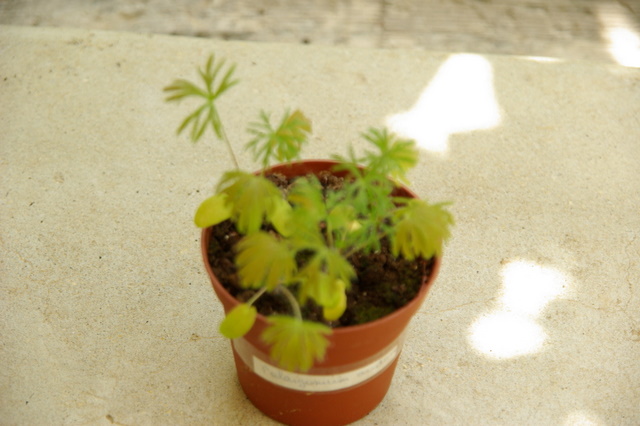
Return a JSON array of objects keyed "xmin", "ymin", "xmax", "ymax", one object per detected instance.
[
  {"xmin": 469, "ymin": 260, "xmax": 568, "ymax": 359},
  {"xmin": 597, "ymin": 3, "xmax": 640, "ymax": 67},
  {"xmin": 563, "ymin": 410, "xmax": 605, "ymax": 426},
  {"xmin": 520, "ymin": 56, "xmax": 563, "ymax": 63},
  {"xmin": 470, "ymin": 312, "xmax": 545, "ymax": 358},
  {"xmin": 386, "ymin": 54, "xmax": 501, "ymax": 154}
]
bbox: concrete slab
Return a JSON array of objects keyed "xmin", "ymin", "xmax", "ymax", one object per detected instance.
[{"xmin": 1, "ymin": 25, "xmax": 639, "ymax": 425}]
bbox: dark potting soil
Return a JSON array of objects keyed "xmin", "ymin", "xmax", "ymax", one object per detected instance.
[{"xmin": 206, "ymin": 171, "xmax": 434, "ymax": 328}]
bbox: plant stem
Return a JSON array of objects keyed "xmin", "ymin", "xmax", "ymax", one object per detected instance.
[
  {"xmin": 342, "ymin": 224, "xmax": 392, "ymax": 259},
  {"xmin": 325, "ymin": 222, "xmax": 334, "ymax": 247},
  {"xmin": 247, "ymin": 287, "xmax": 268, "ymax": 306},
  {"xmin": 277, "ymin": 285, "xmax": 303, "ymax": 320},
  {"xmin": 219, "ymin": 124, "xmax": 240, "ymax": 169}
]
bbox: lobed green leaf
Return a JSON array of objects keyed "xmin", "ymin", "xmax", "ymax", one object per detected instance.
[
  {"xmin": 217, "ymin": 171, "xmax": 284, "ymax": 234},
  {"xmin": 235, "ymin": 232, "xmax": 297, "ymax": 290},
  {"xmin": 391, "ymin": 199, "xmax": 454, "ymax": 260},
  {"xmin": 261, "ymin": 316, "xmax": 332, "ymax": 372}
]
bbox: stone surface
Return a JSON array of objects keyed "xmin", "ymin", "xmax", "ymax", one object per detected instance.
[
  {"xmin": 1, "ymin": 25, "xmax": 639, "ymax": 424},
  {"xmin": 1, "ymin": 0, "xmax": 639, "ymax": 64}
]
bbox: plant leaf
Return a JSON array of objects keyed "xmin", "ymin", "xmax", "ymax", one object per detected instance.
[
  {"xmin": 219, "ymin": 303, "xmax": 257, "ymax": 339},
  {"xmin": 246, "ymin": 109, "xmax": 312, "ymax": 167},
  {"xmin": 194, "ymin": 193, "xmax": 232, "ymax": 228},
  {"xmin": 391, "ymin": 199, "xmax": 454, "ymax": 260},
  {"xmin": 325, "ymin": 170, "xmax": 395, "ymax": 253},
  {"xmin": 283, "ymin": 178, "xmax": 328, "ymax": 251},
  {"xmin": 297, "ymin": 248, "xmax": 354, "ymax": 306},
  {"xmin": 322, "ymin": 280, "xmax": 347, "ymax": 321},
  {"xmin": 214, "ymin": 63, "xmax": 239, "ymax": 97},
  {"xmin": 261, "ymin": 316, "xmax": 332, "ymax": 372},
  {"xmin": 279, "ymin": 109, "xmax": 312, "ymax": 144},
  {"xmin": 163, "ymin": 54, "xmax": 238, "ymax": 143},
  {"xmin": 163, "ymin": 79, "xmax": 208, "ymax": 100},
  {"xmin": 288, "ymin": 176, "xmax": 326, "ymax": 223},
  {"xmin": 235, "ymin": 232, "xmax": 297, "ymax": 290},
  {"xmin": 270, "ymin": 197, "xmax": 293, "ymax": 237},
  {"xmin": 218, "ymin": 171, "xmax": 284, "ymax": 234},
  {"xmin": 362, "ymin": 127, "xmax": 418, "ymax": 182},
  {"xmin": 326, "ymin": 204, "xmax": 355, "ymax": 232}
]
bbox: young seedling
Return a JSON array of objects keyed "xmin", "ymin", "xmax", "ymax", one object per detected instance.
[{"xmin": 165, "ymin": 55, "xmax": 454, "ymax": 372}]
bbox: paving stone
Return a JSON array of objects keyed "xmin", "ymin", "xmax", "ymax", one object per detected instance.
[{"xmin": 1, "ymin": 0, "xmax": 639, "ymax": 64}]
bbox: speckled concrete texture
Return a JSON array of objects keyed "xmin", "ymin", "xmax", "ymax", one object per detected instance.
[{"xmin": 1, "ymin": 25, "xmax": 639, "ymax": 424}]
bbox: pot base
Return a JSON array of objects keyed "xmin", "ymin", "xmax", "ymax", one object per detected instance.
[{"xmin": 232, "ymin": 348, "xmax": 400, "ymax": 426}]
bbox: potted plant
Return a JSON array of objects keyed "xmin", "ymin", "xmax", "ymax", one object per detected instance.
[{"xmin": 164, "ymin": 54, "xmax": 454, "ymax": 426}]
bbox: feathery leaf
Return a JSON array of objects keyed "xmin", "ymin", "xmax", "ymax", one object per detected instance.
[
  {"xmin": 246, "ymin": 109, "xmax": 311, "ymax": 167},
  {"xmin": 163, "ymin": 54, "xmax": 238, "ymax": 142}
]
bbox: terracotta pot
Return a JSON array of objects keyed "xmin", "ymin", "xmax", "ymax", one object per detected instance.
[{"xmin": 201, "ymin": 161, "xmax": 441, "ymax": 426}]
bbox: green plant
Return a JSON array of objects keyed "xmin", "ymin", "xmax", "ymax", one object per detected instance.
[{"xmin": 165, "ymin": 55, "xmax": 454, "ymax": 372}]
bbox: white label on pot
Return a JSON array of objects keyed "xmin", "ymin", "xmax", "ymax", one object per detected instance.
[{"xmin": 251, "ymin": 345, "xmax": 399, "ymax": 392}]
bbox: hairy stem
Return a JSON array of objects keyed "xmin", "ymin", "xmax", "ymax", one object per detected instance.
[{"xmin": 277, "ymin": 285, "xmax": 303, "ymax": 320}]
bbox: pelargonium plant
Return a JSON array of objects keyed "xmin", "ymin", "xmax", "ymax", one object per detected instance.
[{"xmin": 164, "ymin": 54, "xmax": 454, "ymax": 372}]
